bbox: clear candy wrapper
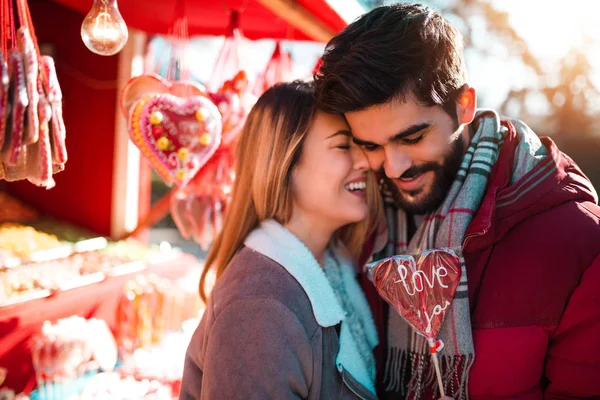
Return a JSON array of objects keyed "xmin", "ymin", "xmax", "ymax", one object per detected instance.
[
  {"xmin": 367, "ymin": 248, "xmax": 462, "ymax": 339},
  {"xmin": 170, "ymin": 148, "xmax": 234, "ymax": 250}
]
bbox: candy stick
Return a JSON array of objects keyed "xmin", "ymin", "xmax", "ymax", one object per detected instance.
[{"xmin": 428, "ymin": 338, "xmax": 445, "ymax": 398}]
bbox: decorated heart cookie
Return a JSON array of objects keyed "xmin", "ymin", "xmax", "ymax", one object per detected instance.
[
  {"xmin": 120, "ymin": 73, "xmax": 207, "ymax": 116},
  {"xmin": 128, "ymin": 93, "xmax": 222, "ymax": 186}
]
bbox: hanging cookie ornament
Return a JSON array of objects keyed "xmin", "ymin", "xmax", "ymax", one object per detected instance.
[
  {"xmin": 121, "ymin": 0, "xmax": 222, "ymax": 187},
  {"xmin": 0, "ymin": 0, "xmax": 67, "ymax": 187},
  {"xmin": 128, "ymin": 92, "xmax": 221, "ymax": 186}
]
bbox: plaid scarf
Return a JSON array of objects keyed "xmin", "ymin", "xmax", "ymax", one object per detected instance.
[{"xmin": 374, "ymin": 110, "xmax": 548, "ymax": 399}]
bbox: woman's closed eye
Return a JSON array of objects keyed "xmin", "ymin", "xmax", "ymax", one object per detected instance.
[{"xmin": 334, "ymin": 141, "xmax": 352, "ymax": 150}]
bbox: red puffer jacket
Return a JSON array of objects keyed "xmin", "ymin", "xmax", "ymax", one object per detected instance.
[{"xmin": 361, "ymin": 135, "xmax": 600, "ymax": 399}]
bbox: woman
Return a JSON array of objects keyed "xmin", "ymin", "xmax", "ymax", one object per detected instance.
[{"xmin": 179, "ymin": 81, "xmax": 382, "ymax": 400}]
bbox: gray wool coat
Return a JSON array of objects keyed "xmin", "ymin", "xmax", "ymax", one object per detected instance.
[{"xmin": 179, "ymin": 220, "xmax": 378, "ymax": 400}]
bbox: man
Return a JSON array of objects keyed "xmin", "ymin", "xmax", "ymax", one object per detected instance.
[{"xmin": 314, "ymin": 3, "xmax": 600, "ymax": 400}]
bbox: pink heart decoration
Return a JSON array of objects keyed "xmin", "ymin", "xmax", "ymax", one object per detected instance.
[
  {"xmin": 128, "ymin": 93, "xmax": 222, "ymax": 186},
  {"xmin": 120, "ymin": 73, "xmax": 208, "ymax": 117},
  {"xmin": 372, "ymin": 248, "xmax": 462, "ymax": 339}
]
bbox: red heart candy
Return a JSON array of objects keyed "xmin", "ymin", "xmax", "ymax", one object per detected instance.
[
  {"xmin": 128, "ymin": 93, "xmax": 222, "ymax": 186},
  {"xmin": 372, "ymin": 248, "xmax": 462, "ymax": 339}
]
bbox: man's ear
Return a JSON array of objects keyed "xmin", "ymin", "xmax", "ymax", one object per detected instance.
[{"xmin": 457, "ymin": 85, "xmax": 477, "ymax": 125}]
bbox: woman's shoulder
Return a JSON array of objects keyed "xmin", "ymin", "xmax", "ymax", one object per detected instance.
[{"xmin": 208, "ymin": 246, "xmax": 319, "ymax": 333}]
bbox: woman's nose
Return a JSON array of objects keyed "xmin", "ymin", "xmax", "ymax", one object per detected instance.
[{"xmin": 351, "ymin": 144, "xmax": 369, "ymax": 171}]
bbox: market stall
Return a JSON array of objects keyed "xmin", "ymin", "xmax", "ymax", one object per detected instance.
[{"xmin": 0, "ymin": 0, "xmax": 360, "ymax": 397}]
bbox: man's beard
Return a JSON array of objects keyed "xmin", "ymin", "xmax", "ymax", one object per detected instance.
[{"xmin": 383, "ymin": 138, "xmax": 466, "ymax": 215}]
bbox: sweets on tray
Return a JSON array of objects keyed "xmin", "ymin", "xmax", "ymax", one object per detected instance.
[
  {"xmin": 116, "ymin": 274, "xmax": 203, "ymax": 357},
  {"xmin": 78, "ymin": 373, "xmax": 175, "ymax": 400},
  {"xmin": 0, "ymin": 223, "xmax": 61, "ymax": 258},
  {"xmin": 25, "ymin": 218, "xmax": 99, "ymax": 243},
  {"xmin": 0, "ymin": 192, "xmax": 38, "ymax": 223},
  {"xmin": 101, "ymin": 240, "xmax": 163, "ymax": 261},
  {"xmin": 0, "ymin": 252, "xmax": 128, "ymax": 305},
  {"xmin": 0, "ymin": 389, "xmax": 29, "ymax": 400},
  {"xmin": 31, "ymin": 317, "xmax": 118, "ymax": 399},
  {"xmin": 64, "ymin": 251, "xmax": 127, "ymax": 275}
]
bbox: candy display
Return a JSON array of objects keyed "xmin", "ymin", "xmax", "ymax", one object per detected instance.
[
  {"xmin": 30, "ymin": 317, "xmax": 117, "ymax": 400},
  {"xmin": 116, "ymin": 273, "xmax": 202, "ymax": 357},
  {"xmin": 24, "ymin": 218, "xmax": 98, "ymax": 243},
  {"xmin": 0, "ymin": 251, "xmax": 125, "ymax": 303},
  {"xmin": 0, "ymin": 223, "xmax": 61, "ymax": 259},
  {"xmin": 100, "ymin": 240, "xmax": 164, "ymax": 262},
  {"xmin": 77, "ymin": 373, "xmax": 175, "ymax": 400},
  {"xmin": 21, "ymin": 304, "xmax": 197, "ymax": 400}
]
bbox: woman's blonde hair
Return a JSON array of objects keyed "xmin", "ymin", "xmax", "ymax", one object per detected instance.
[{"xmin": 199, "ymin": 81, "xmax": 382, "ymax": 302}]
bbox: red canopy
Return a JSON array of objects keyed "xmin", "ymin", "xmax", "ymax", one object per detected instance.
[{"xmin": 52, "ymin": 0, "xmax": 347, "ymax": 41}]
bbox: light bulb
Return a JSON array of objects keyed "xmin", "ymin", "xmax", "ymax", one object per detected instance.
[{"xmin": 81, "ymin": 0, "xmax": 128, "ymax": 56}]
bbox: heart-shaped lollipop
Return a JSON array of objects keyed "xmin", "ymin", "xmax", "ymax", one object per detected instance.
[
  {"xmin": 372, "ymin": 248, "xmax": 461, "ymax": 338},
  {"xmin": 128, "ymin": 93, "xmax": 222, "ymax": 186}
]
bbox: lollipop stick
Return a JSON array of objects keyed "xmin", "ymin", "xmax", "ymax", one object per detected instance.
[{"xmin": 428, "ymin": 338, "xmax": 445, "ymax": 397}]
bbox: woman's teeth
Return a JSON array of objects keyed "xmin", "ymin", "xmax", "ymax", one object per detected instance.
[{"xmin": 345, "ymin": 181, "xmax": 366, "ymax": 191}]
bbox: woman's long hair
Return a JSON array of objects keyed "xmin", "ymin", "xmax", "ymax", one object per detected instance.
[{"xmin": 199, "ymin": 81, "xmax": 382, "ymax": 302}]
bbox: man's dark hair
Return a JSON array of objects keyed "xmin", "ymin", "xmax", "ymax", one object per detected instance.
[{"xmin": 314, "ymin": 3, "xmax": 467, "ymax": 121}]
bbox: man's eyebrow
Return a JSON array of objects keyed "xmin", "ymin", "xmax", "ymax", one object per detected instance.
[
  {"xmin": 352, "ymin": 136, "xmax": 377, "ymax": 146},
  {"xmin": 327, "ymin": 129, "xmax": 352, "ymax": 139},
  {"xmin": 389, "ymin": 123, "xmax": 431, "ymax": 142},
  {"xmin": 352, "ymin": 123, "xmax": 432, "ymax": 147}
]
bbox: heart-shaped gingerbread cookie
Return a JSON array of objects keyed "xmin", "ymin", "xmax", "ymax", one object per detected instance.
[{"xmin": 128, "ymin": 93, "xmax": 222, "ymax": 186}]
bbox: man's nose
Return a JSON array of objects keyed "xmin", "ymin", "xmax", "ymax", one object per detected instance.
[{"xmin": 383, "ymin": 146, "xmax": 412, "ymax": 179}]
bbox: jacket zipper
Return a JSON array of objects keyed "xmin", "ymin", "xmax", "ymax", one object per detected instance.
[
  {"xmin": 340, "ymin": 368, "xmax": 376, "ymax": 400},
  {"xmin": 462, "ymin": 228, "xmax": 488, "ymax": 249}
]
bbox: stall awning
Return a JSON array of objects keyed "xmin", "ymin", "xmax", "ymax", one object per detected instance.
[{"xmin": 52, "ymin": 0, "xmax": 363, "ymax": 41}]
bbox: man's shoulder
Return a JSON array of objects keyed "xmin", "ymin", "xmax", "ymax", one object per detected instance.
[
  {"xmin": 531, "ymin": 199, "xmax": 600, "ymax": 235},
  {"xmin": 471, "ymin": 199, "xmax": 600, "ymax": 329},
  {"xmin": 496, "ymin": 198, "xmax": 600, "ymax": 269}
]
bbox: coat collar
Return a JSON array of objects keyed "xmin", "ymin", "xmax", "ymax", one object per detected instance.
[
  {"xmin": 244, "ymin": 219, "xmax": 379, "ymax": 396},
  {"xmin": 244, "ymin": 219, "xmax": 346, "ymax": 327}
]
